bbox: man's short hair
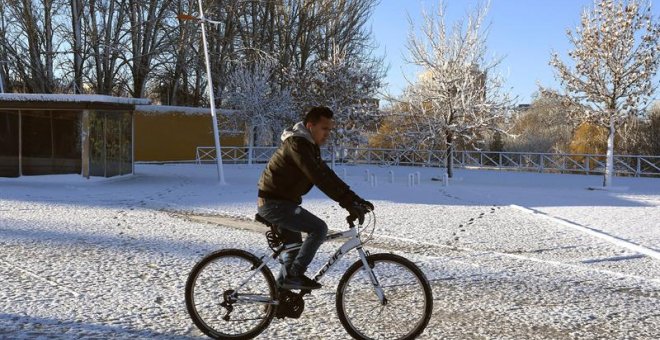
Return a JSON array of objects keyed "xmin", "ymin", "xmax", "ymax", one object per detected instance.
[{"xmin": 304, "ymin": 106, "xmax": 334, "ymax": 125}]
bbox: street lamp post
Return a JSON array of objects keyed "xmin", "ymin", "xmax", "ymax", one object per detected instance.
[{"xmin": 179, "ymin": 6, "xmax": 226, "ymax": 184}]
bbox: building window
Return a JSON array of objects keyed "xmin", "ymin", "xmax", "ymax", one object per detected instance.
[
  {"xmin": 89, "ymin": 111, "xmax": 132, "ymax": 177},
  {"xmin": 0, "ymin": 110, "xmax": 19, "ymax": 177},
  {"xmin": 21, "ymin": 110, "xmax": 81, "ymax": 175}
]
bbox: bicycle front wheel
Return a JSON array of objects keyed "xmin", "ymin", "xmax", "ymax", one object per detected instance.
[
  {"xmin": 336, "ymin": 253, "xmax": 433, "ymax": 340},
  {"xmin": 185, "ymin": 249, "xmax": 277, "ymax": 339}
]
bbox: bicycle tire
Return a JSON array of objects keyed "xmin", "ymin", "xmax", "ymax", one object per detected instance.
[
  {"xmin": 336, "ymin": 253, "xmax": 433, "ymax": 340},
  {"xmin": 185, "ymin": 249, "xmax": 277, "ymax": 339}
]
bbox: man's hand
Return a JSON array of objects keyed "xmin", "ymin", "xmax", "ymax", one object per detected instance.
[
  {"xmin": 356, "ymin": 198, "xmax": 374, "ymax": 211},
  {"xmin": 346, "ymin": 201, "xmax": 369, "ymax": 225},
  {"xmin": 340, "ymin": 193, "xmax": 375, "ymax": 225}
]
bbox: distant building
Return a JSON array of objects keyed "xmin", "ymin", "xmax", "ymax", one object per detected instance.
[
  {"xmin": 0, "ymin": 94, "xmax": 147, "ymax": 178},
  {"xmin": 0, "ymin": 94, "xmax": 244, "ymax": 178},
  {"xmin": 516, "ymin": 104, "xmax": 531, "ymax": 111}
]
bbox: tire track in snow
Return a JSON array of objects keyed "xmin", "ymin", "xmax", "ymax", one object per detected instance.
[
  {"xmin": 169, "ymin": 204, "xmax": 660, "ymax": 284},
  {"xmin": 0, "ymin": 258, "xmax": 80, "ymax": 297},
  {"xmin": 375, "ymin": 233, "xmax": 660, "ymax": 284},
  {"xmin": 510, "ymin": 204, "xmax": 660, "ymax": 261}
]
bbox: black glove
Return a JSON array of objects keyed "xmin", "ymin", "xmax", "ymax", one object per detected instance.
[
  {"xmin": 356, "ymin": 198, "xmax": 374, "ymax": 211},
  {"xmin": 339, "ymin": 193, "xmax": 374, "ymax": 225},
  {"xmin": 346, "ymin": 201, "xmax": 369, "ymax": 225}
]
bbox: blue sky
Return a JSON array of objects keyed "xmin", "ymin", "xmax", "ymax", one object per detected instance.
[{"xmin": 370, "ymin": 0, "xmax": 660, "ymax": 104}]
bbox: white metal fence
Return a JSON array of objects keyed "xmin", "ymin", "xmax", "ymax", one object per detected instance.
[{"xmin": 195, "ymin": 146, "xmax": 660, "ymax": 177}]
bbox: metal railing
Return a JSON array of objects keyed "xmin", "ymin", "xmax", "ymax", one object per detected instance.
[{"xmin": 195, "ymin": 146, "xmax": 660, "ymax": 177}]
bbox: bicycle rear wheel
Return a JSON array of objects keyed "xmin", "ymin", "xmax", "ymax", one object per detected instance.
[
  {"xmin": 336, "ymin": 253, "xmax": 433, "ymax": 340},
  {"xmin": 185, "ymin": 249, "xmax": 277, "ymax": 339}
]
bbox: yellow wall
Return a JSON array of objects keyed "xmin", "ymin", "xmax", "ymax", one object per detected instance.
[{"xmin": 134, "ymin": 113, "xmax": 244, "ymax": 162}]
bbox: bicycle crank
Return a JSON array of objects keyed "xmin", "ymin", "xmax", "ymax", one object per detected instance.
[{"xmin": 276, "ymin": 289, "xmax": 305, "ymax": 319}]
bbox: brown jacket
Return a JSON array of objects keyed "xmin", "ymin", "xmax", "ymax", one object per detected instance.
[{"xmin": 258, "ymin": 122, "xmax": 354, "ymax": 205}]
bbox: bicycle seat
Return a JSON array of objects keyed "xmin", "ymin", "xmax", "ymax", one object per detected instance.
[
  {"xmin": 255, "ymin": 214, "xmax": 275, "ymax": 228},
  {"xmin": 255, "ymin": 214, "xmax": 284, "ymax": 250}
]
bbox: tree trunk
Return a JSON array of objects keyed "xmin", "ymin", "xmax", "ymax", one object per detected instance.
[
  {"xmin": 247, "ymin": 124, "xmax": 254, "ymax": 165},
  {"xmin": 603, "ymin": 116, "xmax": 615, "ymax": 187},
  {"xmin": 445, "ymin": 132, "xmax": 454, "ymax": 178},
  {"xmin": 70, "ymin": 0, "xmax": 83, "ymax": 93}
]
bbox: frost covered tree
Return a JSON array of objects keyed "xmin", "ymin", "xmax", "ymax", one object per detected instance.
[
  {"xmin": 544, "ymin": 0, "xmax": 660, "ymax": 187},
  {"xmin": 370, "ymin": 103, "xmax": 430, "ymax": 150},
  {"xmin": 301, "ymin": 50, "xmax": 384, "ymax": 147},
  {"xmin": 225, "ymin": 60, "xmax": 295, "ymax": 162},
  {"xmin": 506, "ymin": 93, "xmax": 577, "ymax": 153},
  {"xmin": 404, "ymin": 1, "xmax": 513, "ymax": 178}
]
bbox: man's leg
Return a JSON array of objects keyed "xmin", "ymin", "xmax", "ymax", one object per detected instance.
[
  {"xmin": 276, "ymin": 228, "xmax": 302, "ymax": 283},
  {"xmin": 257, "ymin": 200, "xmax": 328, "ymax": 288}
]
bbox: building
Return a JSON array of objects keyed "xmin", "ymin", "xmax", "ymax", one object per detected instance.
[
  {"xmin": 0, "ymin": 94, "xmax": 247, "ymax": 178},
  {"xmin": 133, "ymin": 105, "xmax": 243, "ymax": 163},
  {"xmin": 0, "ymin": 94, "xmax": 148, "ymax": 178}
]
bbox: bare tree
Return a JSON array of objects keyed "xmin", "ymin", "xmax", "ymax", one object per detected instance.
[
  {"xmin": 126, "ymin": 0, "xmax": 174, "ymax": 98},
  {"xmin": 0, "ymin": 0, "xmax": 384, "ymax": 111},
  {"xmin": 83, "ymin": 0, "xmax": 130, "ymax": 95},
  {"xmin": 150, "ymin": 0, "xmax": 199, "ymax": 105},
  {"xmin": 404, "ymin": 1, "xmax": 513, "ymax": 178},
  {"xmin": 317, "ymin": 0, "xmax": 379, "ymax": 61},
  {"xmin": 544, "ymin": 0, "xmax": 660, "ymax": 187},
  {"xmin": 69, "ymin": 0, "xmax": 84, "ymax": 93},
  {"xmin": 0, "ymin": 1, "xmax": 11, "ymax": 92},
  {"xmin": 1, "ymin": 0, "xmax": 63, "ymax": 93}
]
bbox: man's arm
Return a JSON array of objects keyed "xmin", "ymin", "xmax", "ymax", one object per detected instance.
[{"xmin": 287, "ymin": 137, "xmax": 355, "ymax": 203}]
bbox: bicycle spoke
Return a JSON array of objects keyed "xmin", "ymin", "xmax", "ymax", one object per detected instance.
[
  {"xmin": 185, "ymin": 250, "xmax": 276, "ymax": 339},
  {"xmin": 337, "ymin": 255, "xmax": 432, "ymax": 340}
]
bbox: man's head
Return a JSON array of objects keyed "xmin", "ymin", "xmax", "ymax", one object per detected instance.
[{"xmin": 304, "ymin": 106, "xmax": 334, "ymax": 145}]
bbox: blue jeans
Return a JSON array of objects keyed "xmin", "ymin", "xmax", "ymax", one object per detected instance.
[{"xmin": 257, "ymin": 199, "xmax": 328, "ymax": 281}]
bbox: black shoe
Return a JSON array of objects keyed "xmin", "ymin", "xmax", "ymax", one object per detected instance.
[{"xmin": 281, "ymin": 274, "xmax": 322, "ymax": 290}]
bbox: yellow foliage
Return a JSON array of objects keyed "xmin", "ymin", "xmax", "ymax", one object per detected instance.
[
  {"xmin": 569, "ymin": 122, "xmax": 608, "ymax": 155},
  {"xmin": 569, "ymin": 122, "xmax": 609, "ymax": 169},
  {"xmin": 369, "ymin": 119, "xmax": 398, "ymax": 149}
]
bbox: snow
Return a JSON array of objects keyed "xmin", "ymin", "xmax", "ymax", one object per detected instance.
[
  {"xmin": 0, "ymin": 93, "xmax": 151, "ymax": 105},
  {"xmin": 135, "ymin": 104, "xmax": 238, "ymax": 116},
  {"xmin": 1, "ymin": 164, "xmax": 658, "ymax": 339}
]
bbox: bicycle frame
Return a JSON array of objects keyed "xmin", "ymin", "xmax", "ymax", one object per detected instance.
[{"xmin": 231, "ymin": 225, "xmax": 386, "ymax": 305}]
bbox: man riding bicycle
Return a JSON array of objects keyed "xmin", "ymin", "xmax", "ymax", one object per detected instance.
[{"xmin": 257, "ymin": 106, "xmax": 374, "ymax": 290}]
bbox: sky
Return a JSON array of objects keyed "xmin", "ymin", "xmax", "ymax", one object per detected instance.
[{"xmin": 369, "ymin": 0, "xmax": 660, "ymax": 105}]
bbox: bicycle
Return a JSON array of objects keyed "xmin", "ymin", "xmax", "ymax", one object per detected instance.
[{"xmin": 184, "ymin": 211, "xmax": 433, "ymax": 339}]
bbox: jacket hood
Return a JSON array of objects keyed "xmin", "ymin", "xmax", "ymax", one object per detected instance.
[{"xmin": 281, "ymin": 121, "xmax": 315, "ymax": 144}]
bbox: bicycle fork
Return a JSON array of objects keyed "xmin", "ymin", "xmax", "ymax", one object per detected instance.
[{"xmin": 356, "ymin": 247, "xmax": 387, "ymax": 306}]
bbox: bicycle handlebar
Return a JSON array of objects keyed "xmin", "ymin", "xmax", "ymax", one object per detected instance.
[{"xmin": 345, "ymin": 208, "xmax": 374, "ymax": 228}]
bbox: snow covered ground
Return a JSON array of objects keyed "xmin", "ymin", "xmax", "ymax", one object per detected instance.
[{"xmin": 0, "ymin": 163, "xmax": 658, "ymax": 339}]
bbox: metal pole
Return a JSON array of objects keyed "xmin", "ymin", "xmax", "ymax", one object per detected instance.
[
  {"xmin": 0, "ymin": 60, "xmax": 7, "ymax": 93},
  {"xmin": 18, "ymin": 110, "xmax": 22, "ymax": 176},
  {"xmin": 197, "ymin": 0, "xmax": 226, "ymax": 184}
]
